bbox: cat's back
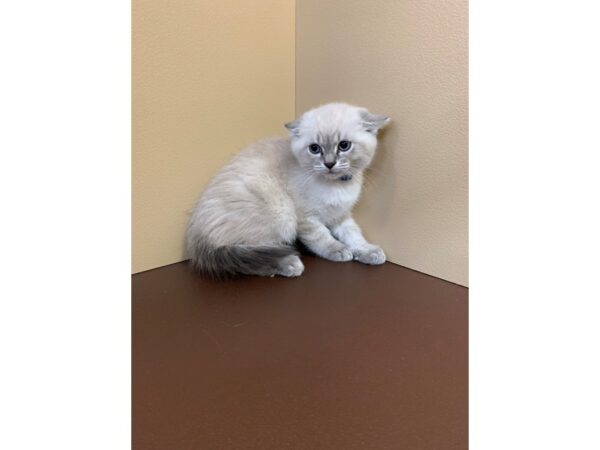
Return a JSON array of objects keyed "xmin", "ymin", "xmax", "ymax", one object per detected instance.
[
  {"xmin": 200, "ymin": 136, "xmax": 292, "ymax": 197},
  {"xmin": 229, "ymin": 136, "xmax": 291, "ymax": 173},
  {"xmin": 188, "ymin": 137, "xmax": 297, "ymax": 246}
]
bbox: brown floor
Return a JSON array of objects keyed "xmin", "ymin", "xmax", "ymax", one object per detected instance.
[{"xmin": 133, "ymin": 256, "xmax": 467, "ymax": 450}]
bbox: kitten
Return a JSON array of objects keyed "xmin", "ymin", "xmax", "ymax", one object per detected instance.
[{"xmin": 185, "ymin": 102, "xmax": 390, "ymax": 278}]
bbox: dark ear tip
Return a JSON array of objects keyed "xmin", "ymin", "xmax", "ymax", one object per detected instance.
[
  {"xmin": 285, "ymin": 120, "xmax": 301, "ymax": 137},
  {"xmin": 285, "ymin": 119, "xmax": 300, "ymax": 130}
]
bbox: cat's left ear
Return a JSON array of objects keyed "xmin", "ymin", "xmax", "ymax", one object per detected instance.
[
  {"xmin": 284, "ymin": 119, "xmax": 301, "ymax": 137},
  {"xmin": 360, "ymin": 110, "xmax": 391, "ymax": 134}
]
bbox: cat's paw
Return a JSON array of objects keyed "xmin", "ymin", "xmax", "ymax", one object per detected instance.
[
  {"xmin": 276, "ymin": 255, "xmax": 305, "ymax": 277},
  {"xmin": 353, "ymin": 245, "xmax": 386, "ymax": 265},
  {"xmin": 322, "ymin": 246, "xmax": 354, "ymax": 262}
]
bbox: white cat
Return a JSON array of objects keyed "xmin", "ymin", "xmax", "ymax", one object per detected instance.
[{"xmin": 185, "ymin": 102, "xmax": 390, "ymax": 278}]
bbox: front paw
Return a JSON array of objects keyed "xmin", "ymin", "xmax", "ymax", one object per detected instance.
[
  {"xmin": 322, "ymin": 246, "xmax": 354, "ymax": 262},
  {"xmin": 353, "ymin": 245, "xmax": 386, "ymax": 265}
]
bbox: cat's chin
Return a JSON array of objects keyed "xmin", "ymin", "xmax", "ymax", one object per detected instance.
[{"xmin": 322, "ymin": 172, "xmax": 351, "ymax": 182}]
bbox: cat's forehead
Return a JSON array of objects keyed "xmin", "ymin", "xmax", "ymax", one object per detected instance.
[
  {"xmin": 314, "ymin": 130, "xmax": 342, "ymax": 146},
  {"xmin": 302, "ymin": 104, "xmax": 363, "ymax": 138}
]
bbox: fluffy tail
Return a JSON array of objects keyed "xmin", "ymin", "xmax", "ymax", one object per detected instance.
[{"xmin": 188, "ymin": 237, "xmax": 297, "ymax": 279}]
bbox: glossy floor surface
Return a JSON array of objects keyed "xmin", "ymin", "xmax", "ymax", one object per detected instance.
[{"xmin": 133, "ymin": 256, "xmax": 468, "ymax": 449}]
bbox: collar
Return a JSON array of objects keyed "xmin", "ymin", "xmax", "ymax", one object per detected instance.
[{"xmin": 339, "ymin": 174, "xmax": 353, "ymax": 182}]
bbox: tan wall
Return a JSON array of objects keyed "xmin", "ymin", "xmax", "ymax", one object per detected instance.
[
  {"xmin": 133, "ymin": 0, "xmax": 467, "ymax": 285},
  {"xmin": 133, "ymin": 0, "xmax": 295, "ymax": 273},
  {"xmin": 296, "ymin": 0, "xmax": 468, "ymax": 285}
]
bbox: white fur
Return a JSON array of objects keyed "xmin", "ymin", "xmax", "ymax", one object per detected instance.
[{"xmin": 186, "ymin": 102, "xmax": 390, "ymax": 276}]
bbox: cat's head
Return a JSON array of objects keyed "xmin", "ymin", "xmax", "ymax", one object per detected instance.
[{"xmin": 285, "ymin": 102, "xmax": 390, "ymax": 180}]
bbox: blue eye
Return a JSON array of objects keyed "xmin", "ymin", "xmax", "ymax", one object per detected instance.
[
  {"xmin": 338, "ymin": 140, "xmax": 352, "ymax": 151},
  {"xmin": 308, "ymin": 143, "xmax": 321, "ymax": 154}
]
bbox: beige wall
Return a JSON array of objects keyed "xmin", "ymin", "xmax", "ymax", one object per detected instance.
[
  {"xmin": 296, "ymin": 0, "xmax": 468, "ymax": 285},
  {"xmin": 133, "ymin": 0, "xmax": 295, "ymax": 273},
  {"xmin": 133, "ymin": 0, "xmax": 467, "ymax": 285}
]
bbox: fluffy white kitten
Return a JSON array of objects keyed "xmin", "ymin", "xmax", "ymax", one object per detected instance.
[{"xmin": 185, "ymin": 102, "xmax": 390, "ymax": 278}]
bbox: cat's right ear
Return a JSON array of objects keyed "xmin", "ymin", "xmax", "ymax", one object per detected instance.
[{"xmin": 284, "ymin": 119, "xmax": 301, "ymax": 137}]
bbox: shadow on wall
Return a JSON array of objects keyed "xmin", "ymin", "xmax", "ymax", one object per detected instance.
[{"xmin": 361, "ymin": 123, "xmax": 400, "ymax": 227}]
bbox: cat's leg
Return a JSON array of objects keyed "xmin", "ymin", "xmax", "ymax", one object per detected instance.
[
  {"xmin": 298, "ymin": 217, "xmax": 354, "ymax": 262},
  {"xmin": 331, "ymin": 217, "xmax": 386, "ymax": 265}
]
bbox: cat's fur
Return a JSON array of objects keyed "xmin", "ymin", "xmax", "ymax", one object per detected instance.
[{"xmin": 185, "ymin": 102, "xmax": 390, "ymax": 278}]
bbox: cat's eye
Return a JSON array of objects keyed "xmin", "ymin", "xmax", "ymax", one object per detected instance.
[
  {"xmin": 308, "ymin": 143, "xmax": 321, "ymax": 154},
  {"xmin": 338, "ymin": 140, "xmax": 352, "ymax": 152}
]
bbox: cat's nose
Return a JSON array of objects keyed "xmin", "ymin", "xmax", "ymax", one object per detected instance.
[{"xmin": 324, "ymin": 161, "xmax": 336, "ymax": 170}]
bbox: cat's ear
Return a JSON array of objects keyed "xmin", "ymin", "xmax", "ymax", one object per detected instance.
[
  {"xmin": 284, "ymin": 119, "xmax": 301, "ymax": 137},
  {"xmin": 360, "ymin": 110, "xmax": 391, "ymax": 134}
]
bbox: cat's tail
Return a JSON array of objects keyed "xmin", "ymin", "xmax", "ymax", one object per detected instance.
[{"xmin": 187, "ymin": 237, "xmax": 297, "ymax": 279}]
